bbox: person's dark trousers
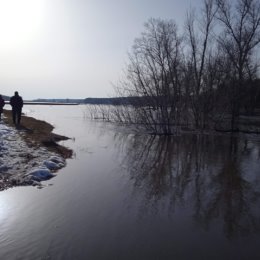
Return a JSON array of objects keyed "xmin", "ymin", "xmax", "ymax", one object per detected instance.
[
  {"xmin": 12, "ymin": 109, "xmax": 16, "ymax": 124},
  {"xmin": 17, "ymin": 108, "xmax": 22, "ymax": 124},
  {"xmin": 12, "ymin": 109, "xmax": 22, "ymax": 124}
]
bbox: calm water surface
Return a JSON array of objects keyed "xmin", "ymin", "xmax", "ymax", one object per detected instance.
[{"xmin": 1, "ymin": 105, "xmax": 260, "ymax": 259}]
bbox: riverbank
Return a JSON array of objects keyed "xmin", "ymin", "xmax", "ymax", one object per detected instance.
[
  {"xmin": 3, "ymin": 109, "xmax": 72, "ymax": 158},
  {"xmin": 0, "ymin": 110, "xmax": 72, "ymax": 190}
]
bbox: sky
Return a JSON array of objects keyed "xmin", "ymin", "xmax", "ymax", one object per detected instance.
[{"xmin": 0, "ymin": 0, "xmax": 201, "ymax": 100}]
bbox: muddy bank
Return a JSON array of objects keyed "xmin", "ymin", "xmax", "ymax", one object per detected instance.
[
  {"xmin": 0, "ymin": 110, "xmax": 73, "ymax": 191},
  {"xmin": 3, "ymin": 109, "xmax": 72, "ymax": 158}
]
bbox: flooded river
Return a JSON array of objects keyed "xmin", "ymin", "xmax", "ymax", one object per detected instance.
[{"xmin": 1, "ymin": 105, "xmax": 260, "ymax": 259}]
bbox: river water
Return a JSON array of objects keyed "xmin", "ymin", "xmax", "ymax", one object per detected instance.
[{"xmin": 1, "ymin": 105, "xmax": 260, "ymax": 259}]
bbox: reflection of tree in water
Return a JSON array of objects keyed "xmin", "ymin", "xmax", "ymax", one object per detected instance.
[
  {"xmin": 116, "ymin": 133, "xmax": 260, "ymax": 239},
  {"xmin": 197, "ymin": 137, "xmax": 260, "ymax": 239}
]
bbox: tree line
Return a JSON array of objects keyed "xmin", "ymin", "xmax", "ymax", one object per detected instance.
[{"xmin": 111, "ymin": 0, "xmax": 260, "ymax": 134}]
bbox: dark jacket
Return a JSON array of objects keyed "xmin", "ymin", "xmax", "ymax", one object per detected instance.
[
  {"xmin": 0, "ymin": 98, "xmax": 5, "ymax": 113},
  {"xmin": 10, "ymin": 95, "xmax": 23, "ymax": 110}
]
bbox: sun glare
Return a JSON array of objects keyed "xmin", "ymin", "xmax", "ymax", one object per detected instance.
[{"xmin": 0, "ymin": 0, "xmax": 45, "ymax": 51}]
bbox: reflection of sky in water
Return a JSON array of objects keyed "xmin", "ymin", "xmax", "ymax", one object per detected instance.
[
  {"xmin": 0, "ymin": 198, "xmax": 9, "ymax": 223},
  {"xmin": 242, "ymin": 145, "xmax": 260, "ymax": 183},
  {"xmin": 1, "ymin": 105, "xmax": 260, "ymax": 259}
]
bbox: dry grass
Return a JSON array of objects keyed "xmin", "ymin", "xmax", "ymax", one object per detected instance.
[{"xmin": 3, "ymin": 109, "xmax": 73, "ymax": 158}]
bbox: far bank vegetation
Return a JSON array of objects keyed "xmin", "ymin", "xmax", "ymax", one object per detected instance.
[{"xmin": 87, "ymin": 0, "xmax": 260, "ymax": 134}]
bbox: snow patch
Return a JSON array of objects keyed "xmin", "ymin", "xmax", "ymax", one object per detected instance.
[
  {"xmin": 0, "ymin": 122, "xmax": 67, "ymax": 189},
  {"xmin": 43, "ymin": 156, "xmax": 65, "ymax": 170},
  {"xmin": 49, "ymin": 156, "xmax": 65, "ymax": 165},
  {"xmin": 27, "ymin": 168, "xmax": 54, "ymax": 181},
  {"xmin": 43, "ymin": 161, "xmax": 60, "ymax": 170}
]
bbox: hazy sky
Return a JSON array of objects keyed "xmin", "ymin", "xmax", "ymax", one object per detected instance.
[{"xmin": 0, "ymin": 0, "xmax": 201, "ymax": 100}]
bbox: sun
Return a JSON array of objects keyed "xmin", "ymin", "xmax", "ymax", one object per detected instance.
[{"xmin": 0, "ymin": 0, "xmax": 45, "ymax": 51}]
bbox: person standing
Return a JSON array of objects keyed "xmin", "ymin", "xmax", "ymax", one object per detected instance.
[
  {"xmin": 10, "ymin": 91, "xmax": 23, "ymax": 125},
  {"xmin": 0, "ymin": 95, "xmax": 5, "ymax": 121}
]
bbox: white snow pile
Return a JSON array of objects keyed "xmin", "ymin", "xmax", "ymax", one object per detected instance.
[
  {"xmin": 26, "ymin": 156, "xmax": 65, "ymax": 182},
  {"xmin": 0, "ymin": 121, "xmax": 66, "ymax": 188}
]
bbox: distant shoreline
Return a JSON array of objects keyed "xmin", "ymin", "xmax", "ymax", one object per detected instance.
[{"xmin": 4, "ymin": 101, "xmax": 79, "ymax": 105}]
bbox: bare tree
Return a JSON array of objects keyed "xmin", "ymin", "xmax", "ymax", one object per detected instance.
[
  {"xmin": 216, "ymin": 0, "xmax": 260, "ymax": 130},
  {"xmin": 115, "ymin": 18, "xmax": 184, "ymax": 134},
  {"xmin": 185, "ymin": 0, "xmax": 218, "ymax": 129},
  {"xmin": 109, "ymin": 0, "xmax": 260, "ymax": 134}
]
